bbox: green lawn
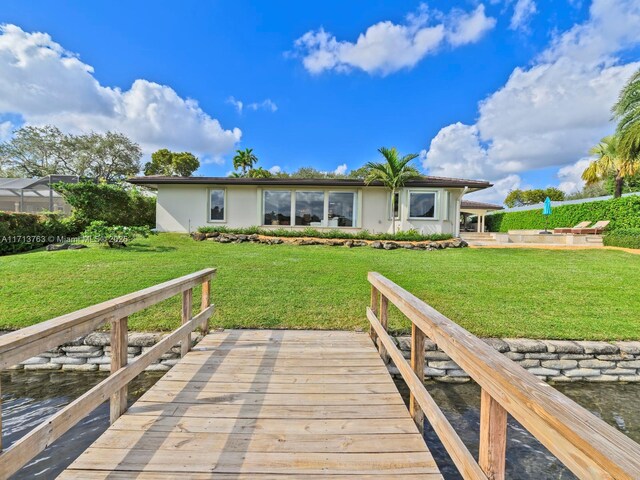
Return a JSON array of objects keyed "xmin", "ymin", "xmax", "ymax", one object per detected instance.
[{"xmin": 1, "ymin": 234, "xmax": 639, "ymax": 340}]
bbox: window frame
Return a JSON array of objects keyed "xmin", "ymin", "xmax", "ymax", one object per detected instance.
[
  {"xmin": 208, "ymin": 188, "xmax": 226, "ymax": 223},
  {"xmin": 294, "ymin": 190, "xmax": 326, "ymax": 226},
  {"xmin": 327, "ymin": 190, "xmax": 357, "ymax": 228},
  {"xmin": 262, "ymin": 189, "xmax": 293, "ymax": 226},
  {"xmin": 408, "ymin": 190, "xmax": 439, "ymax": 221}
]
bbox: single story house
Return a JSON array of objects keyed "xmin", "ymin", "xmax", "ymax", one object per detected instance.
[{"xmin": 128, "ymin": 175, "xmax": 492, "ymax": 236}]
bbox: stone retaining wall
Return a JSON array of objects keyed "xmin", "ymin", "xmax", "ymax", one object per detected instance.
[
  {"xmin": 8, "ymin": 332, "xmax": 204, "ymax": 372},
  {"xmin": 7, "ymin": 331, "xmax": 640, "ymax": 383},
  {"xmin": 391, "ymin": 336, "xmax": 640, "ymax": 383}
]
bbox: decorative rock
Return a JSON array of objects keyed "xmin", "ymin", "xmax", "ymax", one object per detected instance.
[
  {"xmin": 527, "ymin": 367, "xmax": 560, "ymax": 377},
  {"xmin": 161, "ymin": 359, "xmax": 180, "ymax": 367},
  {"xmin": 446, "ymin": 369, "xmax": 470, "ymax": 377},
  {"xmin": 50, "ymin": 356, "xmax": 86, "ymax": 365},
  {"xmin": 67, "ymin": 350, "xmax": 103, "ymax": 358},
  {"xmin": 370, "ymin": 241, "xmax": 383, "ymax": 249},
  {"xmin": 482, "ymin": 338, "xmax": 509, "ymax": 353},
  {"xmin": 62, "ymin": 345, "xmax": 102, "ymax": 353},
  {"xmin": 563, "ymin": 368, "xmax": 601, "ymax": 378},
  {"xmin": 205, "ymin": 232, "xmax": 220, "ymax": 238},
  {"xmin": 68, "ymin": 244, "xmax": 88, "ymax": 250},
  {"xmin": 549, "ymin": 375, "xmax": 578, "ymax": 383},
  {"xmin": 129, "ymin": 332, "xmax": 163, "ymax": 347},
  {"xmin": 504, "ymin": 338, "xmax": 546, "ymax": 353},
  {"xmin": 602, "ymin": 368, "xmax": 637, "ymax": 376},
  {"xmin": 21, "ymin": 356, "xmax": 49, "ymax": 365},
  {"xmin": 517, "ymin": 359, "xmax": 541, "ymax": 368},
  {"xmin": 145, "ymin": 363, "xmax": 170, "ymax": 372},
  {"xmin": 578, "ymin": 359, "xmax": 615, "ymax": 369},
  {"xmin": 544, "ymin": 340, "xmax": 583, "ymax": 354},
  {"xmin": 428, "ymin": 360, "xmax": 459, "ymax": 369},
  {"xmin": 46, "ymin": 243, "xmax": 70, "ymax": 251},
  {"xmin": 39, "ymin": 351, "xmax": 64, "ymax": 358},
  {"xmin": 618, "ymin": 360, "xmax": 640, "ymax": 369},
  {"xmin": 585, "ymin": 375, "xmax": 619, "ymax": 382},
  {"xmin": 595, "ymin": 354, "xmax": 629, "ymax": 361},
  {"xmin": 98, "ymin": 364, "xmax": 111, "ymax": 372},
  {"xmin": 541, "ymin": 359, "xmax": 578, "ymax": 370},
  {"xmin": 424, "ymin": 367, "xmax": 446, "ymax": 377},
  {"xmin": 382, "ymin": 242, "xmax": 399, "ymax": 250},
  {"xmin": 504, "ymin": 352, "xmax": 525, "ymax": 361},
  {"xmin": 87, "ymin": 355, "xmax": 112, "ymax": 365},
  {"xmin": 559, "ymin": 354, "xmax": 592, "ymax": 360},
  {"xmin": 437, "ymin": 376, "xmax": 471, "ymax": 383},
  {"xmin": 622, "ymin": 376, "xmax": 640, "ymax": 382},
  {"xmin": 192, "ymin": 233, "xmax": 206, "ymax": 241},
  {"xmin": 524, "ymin": 353, "xmax": 558, "ymax": 360},
  {"xmin": 424, "ymin": 351, "xmax": 450, "ymax": 361},
  {"xmin": 24, "ymin": 363, "xmax": 61, "ymax": 371},
  {"xmin": 575, "ymin": 341, "xmax": 618, "ymax": 355},
  {"xmin": 62, "ymin": 363, "xmax": 98, "ymax": 372}
]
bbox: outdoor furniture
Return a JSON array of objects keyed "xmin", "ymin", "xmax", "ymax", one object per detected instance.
[
  {"xmin": 553, "ymin": 221, "xmax": 591, "ymax": 234},
  {"xmin": 572, "ymin": 220, "xmax": 610, "ymax": 234}
]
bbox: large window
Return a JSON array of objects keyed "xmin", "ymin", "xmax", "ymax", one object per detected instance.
[
  {"xmin": 263, "ymin": 191, "xmax": 291, "ymax": 225},
  {"xmin": 295, "ymin": 191, "xmax": 324, "ymax": 226},
  {"xmin": 209, "ymin": 189, "xmax": 225, "ymax": 221},
  {"xmin": 328, "ymin": 192, "xmax": 355, "ymax": 227},
  {"xmin": 409, "ymin": 192, "xmax": 436, "ymax": 219}
]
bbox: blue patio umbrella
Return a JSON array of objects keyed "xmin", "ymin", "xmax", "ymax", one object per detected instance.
[{"xmin": 541, "ymin": 197, "xmax": 552, "ymax": 234}]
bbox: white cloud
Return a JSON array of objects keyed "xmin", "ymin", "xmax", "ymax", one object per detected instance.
[
  {"xmin": 0, "ymin": 24, "xmax": 241, "ymax": 164},
  {"xmin": 268, "ymin": 165, "xmax": 282, "ymax": 174},
  {"xmin": 509, "ymin": 0, "xmax": 537, "ymax": 31},
  {"xmin": 0, "ymin": 120, "xmax": 13, "ymax": 140},
  {"xmin": 228, "ymin": 96, "xmax": 278, "ymax": 113},
  {"xmin": 292, "ymin": 4, "xmax": 495, "ymax": 75},
  {"xmin": 424, "ymin": 0, "xmax": 640, "ymax": 202},
  {"xmin": 334, "ymin": 163, "xmax": 348, "ymax": 175},
  {"xmin": 557, "ymin": 157, "xmax": 592, "ymax": 193}
]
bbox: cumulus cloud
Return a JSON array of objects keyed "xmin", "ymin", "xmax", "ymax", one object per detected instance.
[
  {"xmin": 509, "ymin": 0, "xmax": 537, "ymax": 31},
  {"xmin": 334, "ymin": 163, "xmax": 348, "ymax": 175},
  {"xmin": 0, "ymin": 120, "xmax": 13, "ymax": 140},
  {"xmin": 292, "ymin": 4, "xmax": 495, "ymax": 75},
  {"xmin": 423, "ymin": 0, "xmax": 640, "ymax": 203},
  {"xmin": 0, "ymin": 24, "xmax": 241, "ymax": 164},
  {"xmin": 268, "ymin": 165, "xmax": 282, "ymax": 174},
  {"xmin": 228, "ymin": 96, "xmax": 278, "ymax": 114},
  {"xmin": 557, "ymin": 157, "xmax": 592, "ymax": 194}
]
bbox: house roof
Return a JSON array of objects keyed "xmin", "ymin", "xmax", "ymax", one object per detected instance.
[
  {"xmin": 128, "ymin": 175, "xmax": 493, "ymax": 190},
  {"xmin": 461, "ymin": 200, "xmax": 503, "ymax": 210}
]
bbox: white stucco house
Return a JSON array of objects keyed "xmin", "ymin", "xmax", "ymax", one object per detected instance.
[{"xmin": 128, "ymin": 175, "xmax": 492, "ymax": 236}]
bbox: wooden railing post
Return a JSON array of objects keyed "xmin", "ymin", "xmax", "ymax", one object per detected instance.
[
  {"xmin": 370, "ymin": 286, "xmax": 380, "ymax": 344},
  {"xmin": 410, "ymin": 323, "xmax": 425, "ymax": 432},
  {"xmin": 0, "ymin": 380, "xmax": 3, "ymax": 452},
  {"xmin": 110, "ymin": 316, "xmax": 128, "ymax": 424},
  {"xmin": 479, "ymin": 388, "xmax": 507, "ymax": 480},
  {"xmin": 201, "ymin": 280, "xmax": 211, "ymax": 335},
  {"xmin": 181, "ymin": 288, "xmax": 193, "ymax": 357},
  {"xmin": 379, "ymin": 295, "xmax": 389, "ymax": 363}
]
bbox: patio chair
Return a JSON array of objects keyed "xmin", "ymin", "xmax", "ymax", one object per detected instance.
[
  {"xmin": 553, "ymin": 221, "xmax": 591, "ymax": 234},
  {"xmin": 572, "ymin": 220, "xmax": 610, "ymax": 234}
]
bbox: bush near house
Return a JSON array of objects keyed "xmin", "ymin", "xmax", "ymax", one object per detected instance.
[
  {"xmin": 603, "ymin": 229, "xmax": 640, "ymax": 249},
  {"xmin": 485, "ymin": 195, "xmax": 640, "ymax": 232},
  {"xmin": 54, "ymin": 181, "xmax": 155, "ymax": 228},
  {"xmin": 196, "ymin": 225, "xmax": 453, "ymax": 242},
  {"xmin": 82, "ymin": 221, "xmax": 154, "ymax": 247},
  {"xmin": 0, "ymin": 212, "xmax": 77, "ymax": 255}
]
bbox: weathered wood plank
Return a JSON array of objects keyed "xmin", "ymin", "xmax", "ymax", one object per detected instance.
[
  {"xmin": 58, "ymin": 471, "xmax": 442, "ymax": 480},
  {"xmin": 161, "ymin": 371, "xmax": 393, "ymax": 384},
  {"xmin": 109, "ymin": 316, "xmax": 128, "ymax": 424},
  {"xmin": 180, "ymin": 288, "xmax": 193, "ymax": 357},
  {"xmin": 148, "ymin": 380, "xmax": 399, "ymax": 394},
  {"xmin": 479, "ymin": 389, "xmax": 507, "ymax": 480},
  {"xmin": 410, "ymin": 322, "xmax": 425, "ymax": 432}
]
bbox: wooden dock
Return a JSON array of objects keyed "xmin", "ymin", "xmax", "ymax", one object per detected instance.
[{"xmin": 58, "ymin": 329, "xmax": 442, "ymax": 479}]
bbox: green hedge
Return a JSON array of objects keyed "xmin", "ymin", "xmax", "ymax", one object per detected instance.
[
  {"xmin": 486, "ymin": 195, "xmax": 640, "ymax": 232},
  {"xmin": 0, "ymin": 212, "xmax": 78, "ymax": 255},
  {"xmin": 197, "ymin": 225, "xmax": 453, "ymax": 242},
  {"xmin": 603, "ymin": 229, "xmax": 640, "ymax": 249}
]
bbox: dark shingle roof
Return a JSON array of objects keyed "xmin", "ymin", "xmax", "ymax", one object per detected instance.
[{"xmin": 128, "ymin": 175, "xmax": 492, "ymax": 189}]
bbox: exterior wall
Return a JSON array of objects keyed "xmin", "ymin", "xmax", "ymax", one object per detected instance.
[{"xmin": 155, "ymin": 184, "xmax": 464, "ymax": 235}]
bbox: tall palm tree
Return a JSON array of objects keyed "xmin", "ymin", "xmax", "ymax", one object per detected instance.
[
  {"xmin": 364, "ymin": 147, "xmax": 421, "ymax": 234},
  {"xmin": 613, "ymin": 68, "xmax": 640, "ymax": 163},
  {"xmin": 232, "ymin": 148, "xmax": 258, "ymax": 176},
  {"xmin": 582, "ymin": 135, "xmax": 638, "ymax": 198}
]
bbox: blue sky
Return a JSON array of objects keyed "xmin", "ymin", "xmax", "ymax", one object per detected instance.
[{"xmin": 0, "ymin": 0, "xmax": 639, "ymax": 202}]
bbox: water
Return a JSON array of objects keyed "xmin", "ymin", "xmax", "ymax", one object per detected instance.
[
  {"xmin": 395, "ymin": 380, "xmax": 640, "ymax": 479},
  {"xmin": 1, "ymin": 371, "xmax": 163, "ymax": 479},
  {"xmin": 1, "ymin": 371, "xmax": 639, "ymax": 479}
]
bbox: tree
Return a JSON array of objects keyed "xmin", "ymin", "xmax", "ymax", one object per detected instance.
[
  {"xmin": 613, "ymin": 68, "xmax": 640, "ymax": 164},
  {"xmin": 0, "ymin": 125, "xmax": 142, "ymax": 180},
  {"xmin": 504, "ymin": 188, "xmax": 565, "ymax": 208},
  {"xmin": 582, "ymin": 135, "xmax": 638, "ymax": 198},
  {"xmin": 364, "ymin": 147, "xmax": 421, "ymax": 234},
  {"xmin": 247, "ymin": 167, "xmax": 273, "ymax": 178},
  {"xmin": 144, "ymin": 149, "xmax": 199, "ymax": 177},
  {"xmin": 232, "ymin": 148, "xmax": 258, "ymax": 176}
]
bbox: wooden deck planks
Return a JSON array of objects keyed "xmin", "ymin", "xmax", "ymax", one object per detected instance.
[{"xmin": 59, "ymin": 329, "xmax": 443, "ymax": 479}]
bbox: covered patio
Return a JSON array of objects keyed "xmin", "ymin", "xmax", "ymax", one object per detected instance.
[{"xmin": 460, "ymin": 200, "xmax": 503, "ymax": 232}]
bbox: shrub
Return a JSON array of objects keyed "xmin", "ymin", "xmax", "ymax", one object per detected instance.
[
  {"xmin": 196, "ymin": 225, "xmax": 452, "ymax": 242},
  {"xmin": 603, "ymin": 229, "xmax": 640, "ymax": 249},
  {"xmin": 82, "ymin": 221, "xmax": 154, "ymax": 247},
  {"xmin": 485, "ymin": 195, "xmax": 640, "ymax": 232},
  {"xmin": 0, "ymin": 212, "xmax": 76, "ymax": 255},
  {"xmin": 54, "ymin": 181, "xmax": 155, "ymax": 228}
]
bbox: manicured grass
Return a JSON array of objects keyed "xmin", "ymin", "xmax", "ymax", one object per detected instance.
[{"xmin": 1, "ymin": 234, "xmax": 639, "ymax": 340}]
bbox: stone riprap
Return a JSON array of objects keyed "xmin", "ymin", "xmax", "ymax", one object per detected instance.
[
  {"xmin": 7, "ymin": 331, "xmax": 640, "ymax": 382},
  {"xmin": 390, "ymin": 337, "xmax": 640, "ymax": 383},
  {"xmin": 9, "ymin": 332, "xmax": 204, "ymax": 372},
  {"xmin": 192, "ymin": 232, "xmax": 467, "ymax": 251}
]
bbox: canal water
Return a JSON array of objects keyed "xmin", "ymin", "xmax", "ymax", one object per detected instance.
[{"xmin": 2, "ymin": 371, "xmax": 639, "ymax": 479}]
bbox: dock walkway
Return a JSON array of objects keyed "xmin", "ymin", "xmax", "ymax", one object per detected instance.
[{"xmin": 58, "ymin": 329, "xmax": 442, "ymax": 479}]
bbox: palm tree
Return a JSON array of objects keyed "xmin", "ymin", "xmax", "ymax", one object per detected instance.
[
  {"xmin": 582, "ymin": 135, "xmax": 638, "ymax": 198},
  {"xmin": 613, "ymin": 69, "xmax": 640, "ymax": 163},
  {"xmin": 232, "ymin": 148, "xmax": 258, "ymax": 176},
  {"xmin": 364, "ymin": 147, "xmax": 421, "ymax": 234}
]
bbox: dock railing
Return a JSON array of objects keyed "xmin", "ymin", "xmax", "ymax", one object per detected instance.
[
  {"xmin": 367, "ymin": 271, "xmax": 640, "ymax": 480},
  {"xmin": 0, "ymin": 268, "xmax": 216, "ymax": 479}
]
